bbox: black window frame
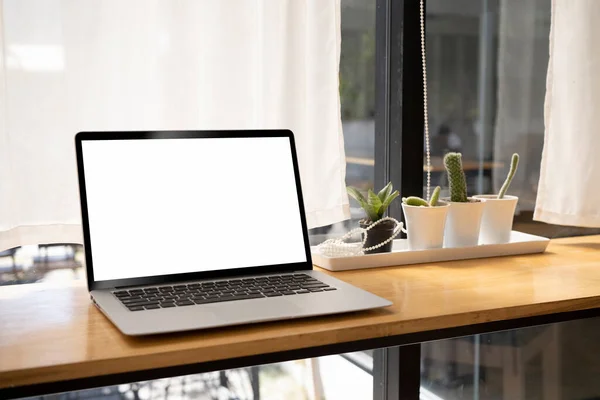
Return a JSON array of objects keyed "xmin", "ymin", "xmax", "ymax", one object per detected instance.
[{"xmin": 373, "ymin": 0, "xmax": 424, "ymax": 399}]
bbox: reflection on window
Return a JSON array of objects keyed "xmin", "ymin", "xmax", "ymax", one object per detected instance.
[{"xmin": 422, "ymin": 318, "xmax": 600, "ymax": 400}]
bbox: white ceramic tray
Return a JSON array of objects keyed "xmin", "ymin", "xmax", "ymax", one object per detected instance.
[{"xmin": 312, "ymin": 231, "xmax": 549, "ymax": 272}]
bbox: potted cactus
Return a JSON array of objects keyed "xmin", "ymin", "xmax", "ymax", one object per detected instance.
[
  {"xmin": 474, "ymin": 153, "xmax": 520, "ymax": 244},
  {"xmin": 346, "ymin": 182, "xmax": 400, "ymax": 254},
  {"xmin": 442, "ymin": 153, "xmax": 486, "ymax": 247},
  {"xmin": 401, "ymin": 186, "xmax": 450, "ymax": 250}
]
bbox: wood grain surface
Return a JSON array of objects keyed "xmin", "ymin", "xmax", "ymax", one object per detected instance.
[{"xmin": 1, "ymin": 235, "xmax": 600, "ymax": 388}]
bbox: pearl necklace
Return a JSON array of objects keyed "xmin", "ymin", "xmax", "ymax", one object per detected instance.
[{"xmin": 317, "ymin": 217, "xmax": 406, "ymax": 258}]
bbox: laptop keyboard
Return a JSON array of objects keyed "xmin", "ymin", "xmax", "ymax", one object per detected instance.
[{"xmin": 112, "ymin": 274, "xmax": 336, "ymax": 311}]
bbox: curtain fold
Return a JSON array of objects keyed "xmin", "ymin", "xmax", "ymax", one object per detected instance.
[
  {"xmin": 534, "ymin": 0, "xmax": 600, "ymax": 226},
  {"xmin": 0, "ymin": 0, "xmax": 348, "ymax": 251}
]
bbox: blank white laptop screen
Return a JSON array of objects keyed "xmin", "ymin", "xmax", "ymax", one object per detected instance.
[{"xmin": 81, "ymin": 136, "xmax": 308, "ymax": 282}]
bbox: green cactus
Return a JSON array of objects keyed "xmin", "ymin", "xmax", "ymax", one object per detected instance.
[
  {"xmin": 443, "ymin": 152, "xmax": 468, "ymax": 202},
  {"xmin": 401, "ymin": 186, "xmax": 442, "ymax": 207},
  {"xmin": 498, "ymin": 153, "xmax": 519, "ymax": 199}
]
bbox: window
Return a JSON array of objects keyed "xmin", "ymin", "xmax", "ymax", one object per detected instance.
[
  {"xmin": 424, "ymin": 0, "xmax": 600, "ymax": 238},
  {"xmin": 309, "ymin": 0, "xmax": 377, "ymax": 245},
  {"xmin": 420, "ymin": 2, "xmax": 600, "ymax": 398}
]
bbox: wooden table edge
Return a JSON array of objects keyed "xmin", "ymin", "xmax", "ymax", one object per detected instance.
[{"xmin": 2, "ymin": 295, "xmax": 600, "ymax": 392}]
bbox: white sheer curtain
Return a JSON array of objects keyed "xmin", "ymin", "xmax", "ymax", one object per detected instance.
[
  {"xmin": 0, "ymin": 0, "xmax": 348, "ymax": 251},
  {"xmin": 534, "ymin": 0, "xmax": 600, "ymax": 226}
]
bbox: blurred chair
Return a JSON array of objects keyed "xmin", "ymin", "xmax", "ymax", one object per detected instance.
[{"xmin": 0, "ymin": 247, "xmax": 20, "ymax": 279}]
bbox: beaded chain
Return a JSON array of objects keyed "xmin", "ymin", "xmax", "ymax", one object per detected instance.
[
  {"xmin": 318, "ymin": 217, "xmax": 406, "ymax": 258},
  {"xmin": 420, "ymin": 0, "xmax": 431, "ymax": 201}
]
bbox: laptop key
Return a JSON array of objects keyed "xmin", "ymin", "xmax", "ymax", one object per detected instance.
[
  {"xmin": 114, "ymin": 291, "xmax": 130, "ymax": 297},
  {"xmin": 126, "ymin": 300, "xmax": 159, "ymax": 307},
  {"xmin": 301, "ymin": 284, "xmax": 328, "ymax": 289},
  {"xmin": 281, "ymin": 291, "xmax": 296, "ymax": 295},
  {"xmin": 160, "ymin": 302, "xmax": 176, "ymax": 307},
  {"xmin": 193, "ymin": 298, "xmax": 216, "ymax": 305},
  {"xmin": 128, "ymin": 306, "xmax": 144, "ymax": 311},
  {"xmin": 129, "ymin": 289, "xmax": 144, "ymax": 295},
  {"xmin": 296, "ymin": 290, "xmax": 310, "ymax": 294},
  {"xmin": 265, "ymin": 292, "xmax": 283, "ymax": 297},
  {"xmin": 145, "ymin": 304, "xmax": 160, "ymax": 310},
  {"xmin": 308, "ymin": 288, "xmax": 323, "ymax": 292},
  {"xmin": 121, "ymin": 297, "xmax": 143, "ymax": 304},
  {"xmin": 324, "ymin": 287, "xmax": 337, "ymax": 291},
  {"xmin": 194, "ymin": 294, "xmax": 264, "ymax": 305},
  {"xmin": 221, "ymin": 294, "xmax": 263, "ymax": 301},
  {"xmin": 159, "ymin": 287, "xmax": 174, "ymax": 292},
  {"xmin": 176, "ymin": 300, "xmax": 194, "ymax": 306}
]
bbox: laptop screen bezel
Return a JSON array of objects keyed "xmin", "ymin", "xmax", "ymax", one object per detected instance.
[{"xmin": 75, "ymin": 130, "xmax": 314, "ymax": 291}]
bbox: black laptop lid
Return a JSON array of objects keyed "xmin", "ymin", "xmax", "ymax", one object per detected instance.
[{"xmin": 75, "ymin": 130, "xmax": 313, "ymax": 291}]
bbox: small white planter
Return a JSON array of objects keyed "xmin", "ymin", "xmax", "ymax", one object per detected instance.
[
  {"xmin": 402, "ymin": 202, "xmax": 449, "ymax": 250},
  {"xmin": 473, "ymin": 194, "xmax": 518, "ymax": 244},
  {"xmin": 443, "ymin": 198, "xmax": 485, "ymax": 248}
]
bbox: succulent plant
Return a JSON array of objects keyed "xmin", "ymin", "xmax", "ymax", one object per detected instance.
[
  {"xmin": 443, "ymin": 152, "xmax": 468, "ymax": 202},
  {"xmin": 347, "ymin": 182, "xmax": 399, "ymax": 223},
  {"xmin": 498, "ymin": 153, "xmax": 520, "ymax": 199},
  {"xmin": 402, "ymin": 186, "xmax": 441, "ymax": 207}
]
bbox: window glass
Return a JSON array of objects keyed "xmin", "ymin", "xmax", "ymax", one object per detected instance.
[
  {"xmin": 422, "ymin": 318, "xmax": 600, "ymax": 400},
  {"xmin": 424, "ymin": 0, "xmax": 599, "ymax": 238},
  {"xmin": 16, "ymin": 353, "xmax": 374, "ymax": 400},
  {"xmin": 0, "ymin": 244, "xmax": 84, "ymax": 286},
  {"xmin": 308, "ymin": 0, "xmax": 376, "ymax": 245},
  {"xmin": 421, "ymin": 2, "xmax": 600, "ymax": 398}
]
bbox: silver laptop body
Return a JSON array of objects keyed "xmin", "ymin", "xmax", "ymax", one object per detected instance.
[{"xmin": 76, "ymin": 130, "xmax": 391, "ymax": 336}]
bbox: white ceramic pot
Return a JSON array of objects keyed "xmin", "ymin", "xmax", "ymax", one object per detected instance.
[
  {"xmin": 442, "ymin": 198, "xmax": 485, "ymax": 248},
  {"xmin": 473, "ymin": 194, "xmax": 518, "ymax": 244},
  {"xmin": 402, "ymin": 202, "xmax": 449, "ymax": 250}
]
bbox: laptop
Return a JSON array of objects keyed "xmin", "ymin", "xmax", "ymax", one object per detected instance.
[{"xmin": 75, "ymin": 130, "xmax": 391, "ymax": 336}]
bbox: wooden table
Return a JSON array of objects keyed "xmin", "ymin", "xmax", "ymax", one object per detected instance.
[
  {"xmin": 2, "ymin": 235, "xmax": 600, "ymax": 398},
  {"xmin": 346, "ymin": 155, "xmax": 504, "ymax": 172}
]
